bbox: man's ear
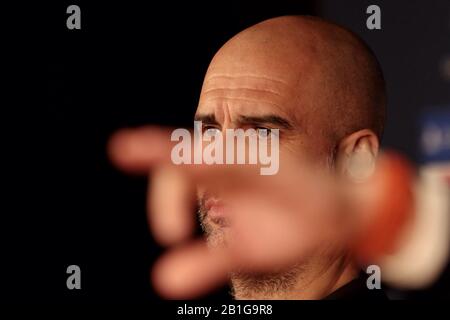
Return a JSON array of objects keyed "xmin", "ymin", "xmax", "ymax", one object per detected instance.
[{"xmin": 335, "ymin": 129, "xmax": 379, "ymax": 182}]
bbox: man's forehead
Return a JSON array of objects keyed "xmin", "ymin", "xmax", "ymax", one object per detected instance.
[
  {"xmin": 197, "ymin": 72, "xmax": 302, "ymax": 121},
  {"xmin": 202, "ymin": 73, "xmax": 293, "ymax": 94},
  {"xmin": 197, "ymin": 93, "xmax": 295, "ymax": 124}
]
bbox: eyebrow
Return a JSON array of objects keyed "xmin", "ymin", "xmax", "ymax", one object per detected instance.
[
  {"xmin": 238, "ymin": 115, "xmax": 293, "ymax": 130},
  {"xmin": 194, "ymin": 114, "xmax": 220, "ymax": 125},
  {"xmin": 194, "ymin": 113, "xmax": 294, "ymax": 130}
]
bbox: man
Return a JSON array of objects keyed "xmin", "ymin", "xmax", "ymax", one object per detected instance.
[{"xmin": 109, "ymin": 16, "xmax": 395, "ymax": 299}]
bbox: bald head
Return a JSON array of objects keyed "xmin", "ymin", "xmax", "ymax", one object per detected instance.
[{"xmin": 199, "ymin": 16, "xmax": 386, "ymax": 147}]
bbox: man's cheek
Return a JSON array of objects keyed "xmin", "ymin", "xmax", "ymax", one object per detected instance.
[{"xmin": 196, "ymin": 186, "xmax": 206, "ymax": 199}]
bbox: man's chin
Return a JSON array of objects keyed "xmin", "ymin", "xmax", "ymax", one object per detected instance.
[{"xmin": 230, "ymin": 264, "xmax": 305, "ymax": 299}]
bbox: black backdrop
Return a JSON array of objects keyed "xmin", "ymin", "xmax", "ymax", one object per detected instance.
[{"xmin": 5, "ymin": 0, "xmax": 449, "ymax": 302}]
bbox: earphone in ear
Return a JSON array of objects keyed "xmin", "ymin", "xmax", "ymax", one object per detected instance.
[{"xmin": 347, "ymin": 141, "xmax": 376, "ymax": 182}]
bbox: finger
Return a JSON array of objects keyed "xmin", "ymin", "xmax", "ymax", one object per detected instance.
[
  {"xmin": 108, "ymin": 127, "xmax": 174, "ymax": 174},
  {"xmin": 149, "ymin": 166, "xmax": 196, "ymax": 246},
  {"xmin": 152, "ymin": 240, "xmax": 231, "ymax": 299},
  {"xmin": 109, "ymin": 126, "xmax": 280, "ymax": 180}
]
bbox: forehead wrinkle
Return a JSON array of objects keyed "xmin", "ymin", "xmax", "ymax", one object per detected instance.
[
  {"xmin": 205, "ymin": 74, "xmax": 291, "ymax": 87},
  {"xmin": 202, "ymin": 87, "xmax": 282, "ymax": 98},
  {"xmin": 199, "ymin": 96, "xmax": 285, "ymax": 114},
  {"xmin": 201, "ymin": 87, "xmax": 285, "ymax": 110},
  {"xmin": 203, "ymin": 74, "xmax": 296, "ymax": 96},
  {"xmin": 200, "ymin": 74, "xmax": 300, "ymax": 118}
]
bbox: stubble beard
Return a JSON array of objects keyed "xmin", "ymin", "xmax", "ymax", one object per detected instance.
[{"xmin": 198, "ymin": 196, "xmax": 306, "ymax": 299}]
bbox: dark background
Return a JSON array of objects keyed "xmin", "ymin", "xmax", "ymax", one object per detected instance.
[{"xmin": 5, "ymin": 0, "xmax": 450, "ymax": 302}]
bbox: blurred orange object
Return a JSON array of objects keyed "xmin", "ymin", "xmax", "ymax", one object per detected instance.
[{"xmin": 353, "ymin": 153, "xmax": 415, "ymax": 263}]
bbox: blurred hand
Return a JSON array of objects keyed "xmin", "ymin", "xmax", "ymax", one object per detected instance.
[{"xmin": 108, "ymin": 126, "xmax": 413, "ymax": 298}]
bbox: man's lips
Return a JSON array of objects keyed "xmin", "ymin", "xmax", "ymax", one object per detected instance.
[{"xmin": 204, "ymin": 198, "xmax": 227, "ymax": 221}]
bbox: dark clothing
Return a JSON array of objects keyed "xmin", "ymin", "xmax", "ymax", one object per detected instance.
[{"xmin": 324, "ymin": 273, "xmax": 389, "ymax": 300}]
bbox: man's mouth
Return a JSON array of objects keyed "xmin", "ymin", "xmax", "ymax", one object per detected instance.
[{"xmin": 204, "ymin": 198, "xmax": 229, "ymax": 227}]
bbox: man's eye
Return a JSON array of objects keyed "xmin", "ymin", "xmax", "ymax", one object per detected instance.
[{"xmin": 256, "ymin": 127, "xmax": 271, "ymax": 138}]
